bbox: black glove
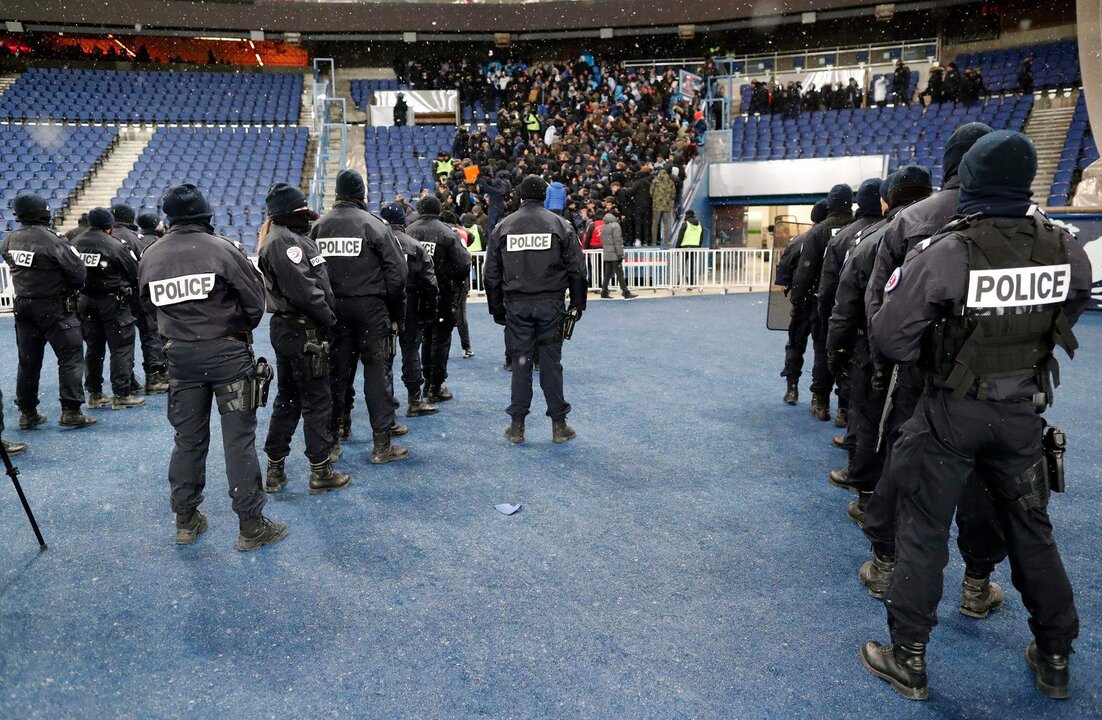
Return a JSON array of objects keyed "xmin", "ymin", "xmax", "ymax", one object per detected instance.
[
  {"xmin": 570, "ymin": 307, "xmax": 583, "ymax": 323},
  {"xmin": 871, "ymin": 366, "xmax": 890, "ymax": 393},
  {"xmin": 493, "ymin": 310, "xmax": 507, "ymax": 326},
  {"xmin": 827, "ymin": 348, "xmax": 850, "ymax": 380}
]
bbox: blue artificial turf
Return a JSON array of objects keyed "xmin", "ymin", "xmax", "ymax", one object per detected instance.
[{"xmin": 0, "ymin": 293, "xmax": 1099, "ymax": 718}]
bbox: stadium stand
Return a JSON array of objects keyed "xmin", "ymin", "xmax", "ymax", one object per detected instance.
[
  {"xmin": 0, "ymin": 67, "xmax": 303, "ymax": 124},
  {"xmin": 0, "ymin": 125, "xmax": 118, "ymax": 233},
  {"xmin": 363, "ymin": 125, "xmax": 455, "ymax": 212},
  {"xmin": 350, "ymin": 79, "xmax": 407, "ymax": 112},
  {"xmin": 955, "ymin": 40, "xmax": 1080, "ymax": 93},
  {"xmin": 730, "ymin": 96, "xmax": 1032, "ymax": 187},
  {"xmin": 1049, "ymin": 93, "xmax": 1095, "ymax": 206},
  {"xmin": 114, "ymin": 126, "xmax": 309, "ymax": 251}
]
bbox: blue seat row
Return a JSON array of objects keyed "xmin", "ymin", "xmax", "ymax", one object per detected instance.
[
  {"xmin": 362, "ymin": 125, "xmax": 456, "ymax": 213},
  {"xmin": 350, "ymin": 80, "xmax": 409, "ymax": 111}
]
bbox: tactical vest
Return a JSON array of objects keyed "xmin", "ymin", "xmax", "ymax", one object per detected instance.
[
  {"xmin": 466, "ymin": 225, "xmax": 483, "ymax": 253},
  {"xmin": 681, "ymin": 223, "xmax": 703, "ymax": 247},
  {"xmin": 919, "ymin": 215, "xmax": 1078, "ymax": 403}
]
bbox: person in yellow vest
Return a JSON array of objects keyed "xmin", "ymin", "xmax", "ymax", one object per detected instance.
[
  {"xmin": 674, "ymin": 210, "xmax": 704, "ymax": 286},
  {"xmin": 433, "ymin": 152, "xmax": 454, "ymax": 179},
  {"xmin": 525, "ymin": 106, "xmax": 541, "ymax": 140},
  {"xmin": 463, "ymin": 214, "xmax": 484, "ymax": 253}
]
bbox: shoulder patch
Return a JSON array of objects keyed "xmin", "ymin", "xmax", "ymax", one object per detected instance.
[
  {"xmin": 885, "ymin": 266, "xmax": 902, "ymax": 293},
  {"xmin": 286, "ymin": 246, "xmax": 303, "ymax": 264},
  {"xmin": 914, "ymin": 238, "xmax": 932, "ymax": 253},
  {"xmin": 309, "ymin": 255, "xmax": 326, "ymax": 267}
]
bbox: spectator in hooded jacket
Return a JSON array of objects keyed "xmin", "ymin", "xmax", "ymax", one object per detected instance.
[
  {"xmin": 599, "ymin": 213, "xmax": 636, "ymax": 299},
  {"xmin": 650, "ymin": 168, "xmax": 677, "ymax": 245},
  {"xmin": 544, "ymin": 174, "xmax": 568, "ymax": 216}
]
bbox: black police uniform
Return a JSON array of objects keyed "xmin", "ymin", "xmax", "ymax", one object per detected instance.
[
  {"xmin": 406, "ymin": 207, "xmax": 471, "ymax": 400},
  {"xmin": 114, "ymin": 219, "xmax": 167, "ymax": 388},
  {"xmin": 72, "ymin": 226, "xmax": 142, "ymax": 403},
  {"xmin": 0, "ymin": 203, "xmax": 90, "ymax": 425},
  {"xmin": 790, "ymin": 186, "xmax": 853, "ymax": 417},
  {"xmin": 389, "ymin": 223, "xmax": 440, "ymax": 411},
  {"xmin": 139, "ymin": 219, "xmax": 270, "ymax": 528},
  {"xmin": 257, "ymin": 222, "xmax": 339, "ymax": 468},
  {"xmin": 308, "ymin": 200, "xmax": 407, "ymax": 441},
  {"xmin": 862, "ymin": 134, "xmax": 1091, "ymax": 698},
  {"xmin": 778, "ymin": 201, "xmax": 827, "ymax": 403},
  {"xmin": 484, "ymin": 196, "xmax": 587, "ymax": 436}
]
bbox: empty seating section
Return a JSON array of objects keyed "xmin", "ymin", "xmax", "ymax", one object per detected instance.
[
  {"xmin": 462, "ymin": 97, "xmax": 501, "ymax": 125},
  {"xmin": 1049, "ymin": 94, "xmax": 1095, "ymax": 206},
  {"xmin": 115, "ymin": 126, "xmax": 308, "ymax": 252},
  {"xmin": 363, "ymin": 126, "xmax": 455, "ymax": 212},
  {"xmin": 350, "ymin": 80, "xmax": 407, "ymax": 111},
  {"xmin": 955, "ymin": 41, "xmax": 1079, "ymax": 93},
  {"xmin": 730, "ymin": 96, "xmax": 1032, "ymax": 187},
  {"xmin": 0, "ymin": 125, "xmax": 117, "ymax": 233},
  {"xmin": 0, "ymin": 68, "xmax": 302, "ymax": 124}
]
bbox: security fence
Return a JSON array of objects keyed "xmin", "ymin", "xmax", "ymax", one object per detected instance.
[{"xmin": 0, "ymin": 263, "xmax": 11, "ymax": 312}]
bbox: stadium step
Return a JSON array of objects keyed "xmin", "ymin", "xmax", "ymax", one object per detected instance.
[
  {"xmin": 0, "ymin": 72, "xmax": 20, "ymax": 101},
  {"xmin": 1023, "ymin": 94, "xmax": 1079, "ymax": 207},
  {"xmin": 61, "ymin": 127, "xmax": 154, "ymax": 231}
]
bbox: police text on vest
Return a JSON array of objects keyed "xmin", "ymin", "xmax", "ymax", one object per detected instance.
[
  {"xmin": 317, "ymin": 237, "xmax": 362, "ymax": 257},
  {"xmin": 507, "ymin": 234, "xmax": 552, "ymax": 251},
  {"xmin": 149, "ymin": 273, "xmax": 217, "ymax": 307},
  {"xmin": 967, "ymin": 265, "xmax": 1071, "ymax": 309},
  {"xmin": 9, "ymin": 250, "xmax": 34, "ymax": 267},
  {"xmin": 79, "ymin": 253, "xmax": 102, "ymax": 268}
]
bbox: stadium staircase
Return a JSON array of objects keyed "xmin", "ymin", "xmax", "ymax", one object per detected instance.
[
  {"xmin": 0, "ymin": 73, "xmax": 19, "ymax": 100},
  {"xmin": 61, "ymin": 128, "xmax": 154, "ymax": 230},
  {"xmin": 1023, "ymin": 91, "xmax": 1079, "ymax": 206}
]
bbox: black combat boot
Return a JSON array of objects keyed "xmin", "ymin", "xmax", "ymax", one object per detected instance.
[
  {"xmin": 503, "ymin": 356, "xmax": 513, "ymax": 371},
  {"xmin": 265, "ymin": 457, "xmax": 288, "ymax": 493},
  {"xmin": 505, "ymin": 417, "xmax": 525, "ymax": 444},
  {"xmin": 835, "ymin": 406, "xmax": 848, "ymax": 428},
  {"xmin": 19, "ymin": 410, "xmax": 47, "ymax": 430},
  {"xmin": 371, "ymin": 431, "xmax": 410, "ymax": 464},
  {"xmin": 175, "ymin": 510, "xmax": 208, "ymax": 545},
  {"xmin": 430, "ymin": 385, "xmax": 454, "ymax": 402},
  {"xmin": 859, "ymin": 551, "xmax": 896, "ymax": 599},
  {"xmin": 308, "ymin": 459, "xmax": 352, "ymax": 495},
  {"xmin": 848, "ymin": 491, "xmax": 873, "ymax": 527},
  {"xmin": 59, "ymin": 408, "xmax": 97, "ymax": 428},
  {"xmin": 145, "ymin": 368, "xmax": 170, "ymax": 394},
  {"xmin": 832, "ymin": 435, "xmax": 846, "ymax": 448},
  {"xmin": 783, "ymin": 382, "xmax": 798, "ymax": 405},
  {"xmin": 129, "ymin": 374, "xmax": 144, "ymax": 395},
  {"xmin": 828, "ymin": 468, "xmax": 860, "ymax": 492},
  {"xmin": 407, "ymin": 391, "xmax": 439, "ymax": 417},
  {"xmin": 860, "ymin": 641, "xmax": 928, "ymax": 700},
  {"xmin": 623, "ymin": 290, "xmax": 638, "ymax": 299},
  {"xmin": 236, "ymin": 515, "xmax": 288, "ymax": 552},
  {"xmin": 3, "ymin": 439, "xmax": 28, "ymax": 456},
  {"xmin": 552, "ymin": 419, "xmax": 576, "ymax": 444},
  {"xmin": 87, "ymin": 391, "xmax": 112, "ymax": 409},
  {"xmin": 334, "ymin": 414, "xmax": 351, "ymax": 441},
  {"xmin": 959, "ymin": 573, "xmax": 1005, "ymax": 619},
  {"xmin": 389, "ymin": 422, "xmax": 410, "ymax": 437},
  {"xmin": 1026, "ymin": 641, "xmax": 1070, "ymax": 699},
  {"xmin": 600, "ymin": 290, "xmax": 611, "ymax": 299},
  {"xmin": 112, "ymin": 394, "xmax": 145, "ymax": 410},
  {"xmin": 810, "ymin": 394, "xmax": 831, "ymax": 421}
]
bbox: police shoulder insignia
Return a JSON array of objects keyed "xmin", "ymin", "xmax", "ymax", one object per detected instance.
[
  {"xmin": 286, "ymin": 246, "xmax": 303, "ymax": 264},
  {"xmin": 885, "ymin": 267, "xmax": 902, "ymax": 293}
]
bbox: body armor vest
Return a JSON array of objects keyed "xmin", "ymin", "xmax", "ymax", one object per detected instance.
[{"xmin": 920, "ymin": 214, "xmax": 1078, "ymax": 403}]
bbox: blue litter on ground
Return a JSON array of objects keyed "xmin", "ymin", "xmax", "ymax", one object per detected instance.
[{"xmin": 495, "ymin": 503, "xmax": 522, "ymax": 516}]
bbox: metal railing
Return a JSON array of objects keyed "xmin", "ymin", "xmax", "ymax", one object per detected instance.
[
  {"xmin": 469, "ymin": 248, "xmax": 772, "ymax": 295},
  {"xmin": 0, "ymin": 262, "xmax": 11, "ymax": 312}
]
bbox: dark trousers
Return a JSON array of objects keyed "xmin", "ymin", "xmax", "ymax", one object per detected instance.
[
  {"xmin": 847, "ymin": 361, "xmax": 887, "ymax": 490},
  {"xmin": 79, "ymin": 294, "xmax": 136, "ymax": 397},
  {"xmin": 263, "ymin": 316, "xmax": 335, "ymax": 464},
  {"xmin": 132, "ymin": 298, "xmax": 165, "ymax": 374},
  {"xmin": 634, "ymin": 209, "xmax": 652, "ymax": 246},
  {"xmin": 504, "ymin": 296, "xmax": 569, "ymax": 421},
  {"xmin": 809, "ymin": 316, "xmax": 834, "ymax": 398},
  {"xmin": 602, "ymin": 260, "xmax": 629, "ymax": 295},
  {"xmin": 330, "ymin": 296, "xmax": 394, "ymax": 434},
  {"xmin": 398, "ymin": 312, "xmax": 425, "ymax": 395},
  {"xmin": 164, "ymin": 338, "xmax": 265, "ymax": 520},
  {"xmin": 781, "ymin": 302, "xmax": 814, "ymax": 383},
  {"xmin": 422, "ymin": 317, "xmax": 455, "ymax": 391},
  {"xmin": 864, "ymin": 370, "xmax": 1007, "ymax": 578},
  {"xmin": 456, "ymin": 280, "xmax": 471, "ymax": 352},
  {"xmin": 13, "ymin": 296, "xmax": 85, "ymax": 412},
  {"xmin": 885, "ymin": 390, "xmax": 1077, "ymax": 654}
]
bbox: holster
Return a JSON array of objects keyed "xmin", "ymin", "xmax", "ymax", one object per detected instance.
[
  {"xmin": 389, "ymin": 323, "xmax": 399, "ymax": 358},
  {"xmin": 214, "ymin": 357, "xmax": 273, "ymax": 415},
  {"xmin": 561, "ymin": 307, "xmax": 580, "ymax": 341},
  {"xmin": 303, "ymin": 325, "xmax": 330, "ymax": 380},
  {"xmin": 1004, "ymin": 460, "xmax": 1050, "ymax": 513},
  {"xmin": 60, "ymin": 291, "xmax": 79, "ymax": 315},
  {"xmin": 1042, "ymin": 424, "xmax": 1066, "ymax": 493}
]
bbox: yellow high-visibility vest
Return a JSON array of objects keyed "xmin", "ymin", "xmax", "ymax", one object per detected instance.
[
  {"xmin": 435, "ymin": 159, "xmax": 454, "ymax": 176},
  {"xmin": 465, "ymin": 225, "xmax": 483, "ymax": 253},
  {"xmin": 526, "ymin": 113, "xmax": 540, "ymax": 132},
  {"xmin": 681, "ymin": 223, "xmax": 703, "ymax": 247}
]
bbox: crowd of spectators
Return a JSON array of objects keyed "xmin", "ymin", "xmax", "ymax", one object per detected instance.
[{"xmin": 399, "ymin": 55, "xmax": 709, "ymax": 246}]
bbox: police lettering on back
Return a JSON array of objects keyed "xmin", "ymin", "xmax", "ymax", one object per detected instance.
[
  {"xmin": 317, "ymin": 237, "xmax": 362, "ymax": 257},
  {"xmin": 149, "ymin": 272, "xmax": 216, "ymax": 307},
  {"xmin": 967, "ymin": 264, "xmax": 1070, "ymax": 309},
  {"xmin": 507, "ymin": 233, "xmax": 552, "ymax": 251},
  {"xmin": 10, "ymin": 250, "xmax": 34, "ymax": 267}
]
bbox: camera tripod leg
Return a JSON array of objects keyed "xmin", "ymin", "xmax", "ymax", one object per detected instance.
[{"xmin": 0, "ymin": 440, "xmax": 47, "ymax": 551}]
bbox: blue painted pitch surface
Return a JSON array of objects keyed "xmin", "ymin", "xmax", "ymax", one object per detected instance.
[{"xmin": 0, "ymin": 293, "xmax": 1099, "ymax": 718}]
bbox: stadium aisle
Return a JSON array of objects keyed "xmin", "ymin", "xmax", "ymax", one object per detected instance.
[{"xmin": 0, "ymin": 293, "xmax": 1099, "ymax": 718}]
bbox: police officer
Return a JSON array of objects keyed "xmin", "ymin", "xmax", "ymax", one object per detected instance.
[
  {"xmin": 0, "ymin": 192, "xmax": 95, "ymax": 429},
  {"xmin": 484, "ymin": 175, "xmax": 587, "ymax": 444},
  {"xmin": 257, "ymin": 183, "xmax": 350, "ymax": 495},
  {"xmin": 859, "ymin": 131, "xmax": 1090, "ymax": 701},
  {"xmin": 112, "ymin": 202, "xmax": 168, "ymax": 395},
  {"xmin": 139, "ymin": 184, "xmax": 286, "ymax": 551},
  {"xmin": 380, "ymin": 203, "xmax": 440, "ymax": 418},
  {"xmin": 859, "ymin": 124, "xmax": 1008, "ymax": 616},
  {"xmin": 73, "ymin": 207, "xmax": 145, "ymax": 411},
  {"xmin": 137, "ymin": 212, "xmax": 164, "ymax": 241},
  {"xmin": 826, "ymin": 168, "xmax": 931, "ymax": 521},
  {"xmin": 406, "ymin": 194, "xmax": 471, "ymax": 403},
  {"xmin": 64, "ymin": 213, "xmax": 89, "ymax": 243},
  {"xmin": 309, "ymin": 170, "xmax": 409, "ymax": 464},
  {"xmin": 817, "ymin": 178, "xmax": 883, "ymax": 432},
  {"xmin": 778, "ymin": 199, "xmax": 828, "ymax": 405},
  {"xmin": 790, "ymin": 184, "xmax": 853, "ymax": 420}
]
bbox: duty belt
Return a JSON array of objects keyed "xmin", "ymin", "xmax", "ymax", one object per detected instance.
[{"xmin": 222, "ymin": 331, "xmax": 254, "ymax": 344}]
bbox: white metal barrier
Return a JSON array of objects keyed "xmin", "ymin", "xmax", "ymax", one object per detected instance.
[
  {"xmin": 470, "ymin": 248, "xmax": 772, "ymax": 294},
  {"xmin": 0, "ymin": 262, "xmax": 12, "ymax": 312}
]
